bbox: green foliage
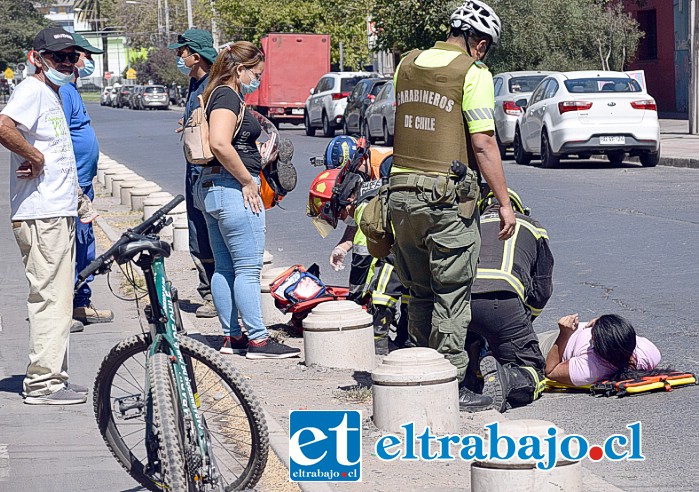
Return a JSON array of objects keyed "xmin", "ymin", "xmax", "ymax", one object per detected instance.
[
  {"xmin": 131, "ymin": 46, "xmax": 188, "ymax": 85},
  {"xmin": 212, "ymin": 0, "xmax": 372, "ymax": 70},
  {"xmin": 0, "ymin": 0, "xmax": 50, "ymax": 64},
  {"xmin": 372, "ymin": 0, "xmax": 642, "ymax": 73}
]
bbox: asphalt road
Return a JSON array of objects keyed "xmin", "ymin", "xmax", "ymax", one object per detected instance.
[{"xmin": 89, "ymin": 103, "xmax": 699, "ymax": 491}]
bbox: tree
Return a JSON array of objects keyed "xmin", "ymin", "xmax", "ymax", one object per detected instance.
[
  {"xmin": 74, "ymin": 0, "xmax": 116, "ymax": 72},
  {"xmin": 0, "ymin": 0, "xmax": 50, "ymax": 65},
  {"xmin": 131, "ymin": 46, "xmax": 188, "ymax": 85},
  {"xmin": 371, "ymin": 0, "xmax": 642, "ymax": 73}
]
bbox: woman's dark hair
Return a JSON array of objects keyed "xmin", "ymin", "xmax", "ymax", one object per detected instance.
[
  {"xmin": 202, "ymin": 41, "xmax": 264, "ymax": 106},
  {"xmin": 591, "ymin": 314, "xmax": 637, "ymax": 374}
]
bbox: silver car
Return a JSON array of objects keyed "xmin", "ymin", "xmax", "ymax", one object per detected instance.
[
  {"xmin": 304, "ymin": 71, "xmax": 379, "ymax": 137},
  {"xmin": 493, "ymin": 71, "xmax": 556, "ymax": 158},
  {"xmin": 365, "ymin": 80, "xmax": 395, "ymax": 145}
]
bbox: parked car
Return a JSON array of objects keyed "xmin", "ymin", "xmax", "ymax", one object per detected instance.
[
  {"xmin": 365, "ymin": 80, "xmax": 396, "ymax": 145},
  {"xmin": 513, "ymin": 71, "xmax": 660, "ymax": 168},
  {"xmin": 100, "ymin": 86, "xmax": 112, "ymax": 106},
  {"xmin": 304, "ymin": 71, "xmax": 379, "ymax": 137},
  {"xmin": 342, "ymin": 77, "xmax": 388, "ymax": 137},
  {"xmin": 493, "ymin": 71, "xmax": 556, "ymax": 158},
  {"xmin": 140, "ymin": 85, "xmax": 170, "ymax": 110},
  {"xmin": 129, "ymin": 86, "xmax": 144, "ymax": 109},
  {"xmin": 108, "ymin": 84, "xmax": 121, "ymax": 107},
  {"xmin": 115, "ymin": 86, "xmax": 134, "ymax": 108}
]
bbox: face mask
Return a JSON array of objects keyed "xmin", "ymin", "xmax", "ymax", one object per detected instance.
[
  {"xmin": 177, "ymin": 57, "xmax": 191, "ymax": 76},
  {"xmin": 41, "ymin": 56, "xmax": 74, "ymax": 87},
  {"xmin": 78, "ymin": 58, "xmax": 94, "ymax": 78},
  {"xmin": 241, "ymin": 78, "xmax": 260, "ymax": 95}
]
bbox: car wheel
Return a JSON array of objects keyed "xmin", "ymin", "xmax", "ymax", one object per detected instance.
[
  {"xmin": 607, "ymin": 150, "xmax": 625, "ymax": 165},
  {"xmin": 640, "ymin": 150, "xmax": 659, "ymax": 167},
  {"xmin": 383, "ymin": 120, "xmax": 394, "ymax": 146},
  {"xmin": 496, "ymin": 131, "xmax": 507, "ymax": 160},
  {"xmin": 365, "ymin": 120, "xmax": 377, "ymax": 144},
  {"xmin": 322, "ymin": 113, "xmax": 335, "ymax": 138},
  {"xmin": 304, "ymin": 111, "xmax": 316, "ymax": 136},
  {"xmin": 513, "ymin": 127, "xmax": 531, "ymax": 165},
  {"xmin": 540, "ymin": 131, "xmax": 560, "ymax": 169}
]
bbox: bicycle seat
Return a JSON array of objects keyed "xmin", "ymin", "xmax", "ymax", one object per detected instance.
[{"xmin": 116, "ymin": 237, "xmax": 172, "ymax": 264}]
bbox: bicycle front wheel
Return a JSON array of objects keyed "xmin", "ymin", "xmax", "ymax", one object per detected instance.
[
  {"xmin": 94, "ymin": 334, "xmax": 269, "ymax": 491},
  {"xmin": 149, "ymin": 352, "xmax": 189, "ymax": 491}
]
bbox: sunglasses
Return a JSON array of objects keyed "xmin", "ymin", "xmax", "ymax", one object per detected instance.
[{"xmin": 43, "ymin": 51, "xmax": 81, "ymax": 64}]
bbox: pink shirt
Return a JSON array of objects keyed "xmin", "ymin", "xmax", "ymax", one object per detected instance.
[{"xmin": 563, "ymin": 322, "xmax": 661, "ymax": 386}]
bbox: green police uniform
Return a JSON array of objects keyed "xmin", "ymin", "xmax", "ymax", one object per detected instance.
[{"xmin": 388, "ymin": 41, "xmax": 496, "ymax": 383}]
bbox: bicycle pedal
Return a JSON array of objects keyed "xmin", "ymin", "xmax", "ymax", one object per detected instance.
[{"xmin": 114, "ymin": 394, "xmax": 145, "ymax": 420}]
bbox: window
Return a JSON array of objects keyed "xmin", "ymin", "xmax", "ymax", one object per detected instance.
[
  {"xmin": 509, "ymin": 75, "xmax": 547, "ymax": 94},
  {"xmin": 314, "ymin": 78, "xmax": 328, "ymax": 93},
  {"xmin": 340, "ymin": 76, "xmax": 367, "ymax": 93},
  {"xmin": 637, "ymin": 10, "xmax": 657, "ymax": 60},
  {"xmin": 369, "ymin": 81, "xmax": 387, "ymax": 97},
  {"xmin": 528, "ymin": 80, "xmax": 548, "ymax": 106},
  {"xmin": 543, "ymin": 80, "xmax": 559, "ymax": 99},
  {"xmin": 563, "ymin": 78, "xmax": 641, "ymax": 93},
  {"xmin": 493, "ymin": 77, "xmax": 503, "ymax": 97}
]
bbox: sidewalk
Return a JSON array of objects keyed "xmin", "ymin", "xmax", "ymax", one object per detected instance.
[{"xmin": 657, "ymin": 119, "xmax": 699, "ymax": 169}]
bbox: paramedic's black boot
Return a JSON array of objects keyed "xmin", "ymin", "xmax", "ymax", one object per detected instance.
[
  {"xmin": 458, "ymin": 385, "xmax": 493, "ymax": 412},
  {"xmin": 374, "ymin": 336, "xmax": 389, "ymax": 355},
  {"xmin": 481, "ymin": 356, "xmax": 542, "ymax": 413}
]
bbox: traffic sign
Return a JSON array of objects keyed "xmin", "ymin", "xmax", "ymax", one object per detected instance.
[
  {"xmin": 126, "ymin": 68, "xmax": 137, "ymax": 80},
  {"xmin": 4, "ymin": 68, "xmax": 14, "ymax": 80},
  {"xmin": 16, "ymin": 63, "xmax": 26, "ymax": 72},
  {"xmin": 105, "ymin": 72, "xmax": 112, "ymax": 80}
]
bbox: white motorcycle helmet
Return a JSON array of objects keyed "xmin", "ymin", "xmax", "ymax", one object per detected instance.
[{"xmin": 450, "ymin": 0, "xmax": 502, "ymax": 46}]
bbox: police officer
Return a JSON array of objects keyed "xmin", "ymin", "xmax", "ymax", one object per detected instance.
[
  {"xmin": 389, "ymin": 0, "xmax": 516, "ymax": 411},
  {"xmin": 465, "ymin": 190, "xmax": 554, "ymax": 412}
]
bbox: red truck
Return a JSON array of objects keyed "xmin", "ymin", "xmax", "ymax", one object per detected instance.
[{"xmin": 245, "ymin": 33, "xmax": 330, "ymax": 126}]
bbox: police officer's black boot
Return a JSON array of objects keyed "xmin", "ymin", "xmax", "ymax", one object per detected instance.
[
  {"xmin": 373, "ymin": 305, "xmax": 394, "ymax": 355},
  {"xmin": 480, "ymin": 355, "xmax": 543, "ymax": 413}
]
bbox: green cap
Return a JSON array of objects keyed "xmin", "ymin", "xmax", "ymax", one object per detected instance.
[
  {"xmin": 168, "ymin": 29, "xmax": 218, "ymax": 65},
  {"xmin": 72, "ymin": 32, "xmax": 103, "ymax": 54}
]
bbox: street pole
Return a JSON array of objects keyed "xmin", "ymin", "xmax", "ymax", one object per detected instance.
[
  {"xmin": 186, "ymin": 0, "xmax": 193, "ymax": 29},
  {"xmin": 164, "ymin": 0, "xmax": 171, "ymax": 42},
  {"xmin": 340, "ymin": 42, "xmax": 344, "ymax": 72},
  {"xmin": 157, "ymin": 0, "xmax": 164, "ymax": 41},
  {"xmin": 210, "ymin": 0, "xmax": 220, "ymax": 50},
  {"xmin": 690, "ymin": 0, "xmax": 699, "ymax": 134}
]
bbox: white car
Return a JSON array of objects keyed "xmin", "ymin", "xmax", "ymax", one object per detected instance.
[
  {"xmin": 513, "ymin": 71, "xmax": 660, "ymax": 168},
  {"xmin": 100, "ymin": 86, "xmax": 113, "ymax": 106},
  {"xmin": 304, "ymin": 71, "xmax": 380, "ymax": 137},
  {"xmin": 493, "ymin": 71, "xmax": 556, "ymax": 158}
]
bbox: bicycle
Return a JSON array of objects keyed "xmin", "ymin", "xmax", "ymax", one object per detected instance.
[{"xmin": 77, "ymin": 195, "xmax": 269, "ymax": 491}]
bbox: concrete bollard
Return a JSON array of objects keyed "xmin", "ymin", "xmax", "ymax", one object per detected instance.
[
  {"xmin": 303, "ymin": 300, "xmax": 375, "ymax": 371},
  {"xmin": 112, "ymin": 173, "xmax": 139, "ymax": 199},
  {"xmin": 143, "ymin": 193, "xmax": 174, "ymax": 220},
  {"xmin": 172, "ymin": 217, "xmax": 189, "ymax": 251},
  {"xmin": 163, "ymin": 202, "xmax": 187, "ymax": 239},
  {"xmin": 130, "ymin": 183, "xmax": 162, "ymax": 211},
  {"xmin": 260, "ymin": 266, "xmax": 292, "ymax": 326},
  {"xmin": 261, "ymin": 250, "xmax": 274, "ymax": 274},
  {"xmin": 96, "ymin": 161, "xmax": 119, "ymax": 184},
  {"xmin": 120, "ymin": 178, "xmax": 147, "ymax": 206},
  {"xmin": 106, "ymin": 171, "xmax": 135, "ymax": 195},
  {"xmin": 471, "ymin": 420, "xmax": 582, "ymax": 492},
  {"xmin": 100, "ymin": 165, "xmax": 127, "ymax": 188},
  {"xmin": 372, "ymin": 347, "xmax": 459, "ymax": 434}
]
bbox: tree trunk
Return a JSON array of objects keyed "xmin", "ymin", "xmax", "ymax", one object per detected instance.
[{"xmin": 102, "ymin": 33, "xmax": 109, "ymax": 74}]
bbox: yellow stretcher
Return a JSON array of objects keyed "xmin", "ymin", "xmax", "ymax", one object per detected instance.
[{"xmin": 544, "ymin": 372, "xmax": 697, "ymax": 398}]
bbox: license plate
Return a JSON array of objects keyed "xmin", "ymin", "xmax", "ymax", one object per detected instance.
[
  {"xmin": 600, "ymin": 136, "xmax": 625, "ymax": 145},
  {"xmin": 291, "ymin": 108, "xmax": 304, "ymax": 115}
]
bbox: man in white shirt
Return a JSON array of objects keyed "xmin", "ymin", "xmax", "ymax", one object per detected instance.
[{"xmin": 0, "ymin": 27, "xmax": 87, "ymax": 405}]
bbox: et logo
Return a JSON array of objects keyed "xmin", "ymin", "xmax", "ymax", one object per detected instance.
[{"xmin": 289, "ymin": 410, "xmax": 362, "ymax": 482}]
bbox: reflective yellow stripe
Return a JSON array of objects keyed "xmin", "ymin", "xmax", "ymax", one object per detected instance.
[
  {"xmin": 372, "ymin": 293, "xmax": 398, "ymax": 307},
  {"xmin": 522, "ymin": 366, "xmax": 546, "ymax": 400},
  {"xmin": 500, "ymin": 222, "xmax": 519, "ymax": 273},
  {"xmin": 527, "ymin": 304, "xmax": 543, "ymax": 318},
  {"xmin": 401, "ymin": 293, "xmax": 411, "ymax": 304},
  {"xmin": 376, "ymin": 263, "xmax": 394, "ymax": 294},
  {"xmin": 476, "ymin": 269, "xmax": 526, "ymax": 299},
  {"xmin": 481, "ymin": 217, "xmax": 548, "ymax": 240}
]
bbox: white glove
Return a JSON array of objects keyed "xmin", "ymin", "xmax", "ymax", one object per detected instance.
[{"xmin": 330, "ymin": 246, "xmax": 348, "ymax": 271}]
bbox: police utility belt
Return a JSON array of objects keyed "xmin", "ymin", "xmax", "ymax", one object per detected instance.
[{"xmin": 388, "ymin": 162, "xmax": 480, "ymax": 219}]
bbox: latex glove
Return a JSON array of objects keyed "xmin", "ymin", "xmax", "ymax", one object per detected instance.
[{"xmin": 330, "ymin": 246, "xmax": 348, "ymax": 271}]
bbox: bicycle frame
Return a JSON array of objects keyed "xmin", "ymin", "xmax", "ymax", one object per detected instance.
[{"xmin": 138, "ymin": 253, "xmax": 211, "ymax": 476}]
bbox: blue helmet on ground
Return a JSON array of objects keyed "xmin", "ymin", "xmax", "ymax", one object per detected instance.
[{"xmin": 324, "ymin": 136, "xmax": 358, "ymax": 169}]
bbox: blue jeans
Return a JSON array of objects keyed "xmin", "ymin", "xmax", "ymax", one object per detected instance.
[
  {"xmin": 193, "ymin": 168, "xmax": 267, "ymax": 340},
  {"xmin": 186, "ymin": 164, "xmax": 215, "ymax": 301},
  {"xmin": 74, "ymin": 184, "xmax": 95, "ymax": 308}
]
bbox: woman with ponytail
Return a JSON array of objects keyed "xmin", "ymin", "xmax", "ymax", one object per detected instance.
[
  {"xmin": 194, "ymin": 41, "xmax": 299, "ymax": 359},
  {"xmin": 541, "ymin": 313, "xmax": 660, "ymax": 386}
]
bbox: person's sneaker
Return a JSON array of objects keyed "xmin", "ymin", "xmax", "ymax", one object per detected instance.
[
  {"xmin": 24, "ymin": 388, "xmax": 87, "ymax": 405},
  {"xmin": 480, "ymin": 355, "xmax": 508, "ymax": 413},
  {"xmin": 275, "ymin": 138, "xmax": 297, "ymax": 192},
  {"xmin": 220, "ymin": 334, "xmax": 248, "ymax": 355},
  {"xmin": 458, "ymin": 386, "xmax": 493, "ymax": 412},
  {"xmin": 246, "ymin": 337, "xmax": 301, "ymax": 359},
  {"xmin": 65, "ymin": 382, "xmax": 89, "ymax": 395},
  {"xmin": 196, "ymin": 300, "xmax": 218, "ymax": 318},
  {"xmin": 70, "ymin": 320, "xmax": 85, "ymax": 333},
  {"xmin": 73, "ymin": 305, "xmax": 114, "ymax": 324}
]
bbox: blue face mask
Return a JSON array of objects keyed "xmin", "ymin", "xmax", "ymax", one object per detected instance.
[
  {"xmin": 240, "ymin": 69, "xmax": 260, "ymax": 95},
  {"xmin": 41, "ymin": 56, "xmax": 74, "ymax": 87},
  {"xmin": 177, "ymin": 56, "xmax": 191, "ymax": 76},
  {"xmin": 78, "ymin": 58, "xmax": 95, "ymax": 78}
]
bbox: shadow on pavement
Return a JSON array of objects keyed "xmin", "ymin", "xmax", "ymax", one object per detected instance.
[{"xmin": 0, "ymin": 374, "xmax": 24, "ymax": 395}]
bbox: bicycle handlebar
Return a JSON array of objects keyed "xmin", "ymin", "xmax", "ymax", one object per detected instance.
[{"xmin": 76, "ymin": 194, "xmax": 184, "ymax": 286}]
